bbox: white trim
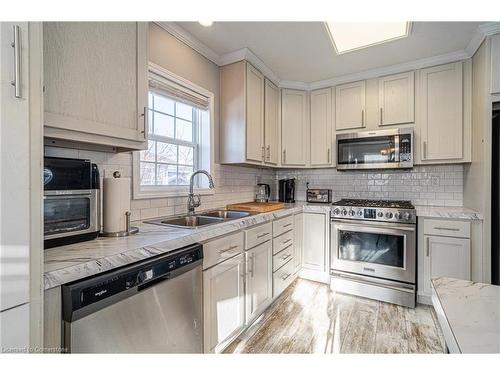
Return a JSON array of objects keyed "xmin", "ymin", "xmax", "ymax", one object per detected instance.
[
  {"xmin": 155, "ymin": 21, "xmax": 495, "ymax": 91},
  {"xmin": 133, "ymin": 63, "xmax": 215, "ymax": 200},
  {"xmin": 154, "ymin": 22, "xmax": 220, "ymax": 65}
]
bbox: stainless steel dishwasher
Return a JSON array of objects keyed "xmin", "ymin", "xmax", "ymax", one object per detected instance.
[{"xmin": 61, "ymin": 243, "xmax": 203, "ymax": 353}]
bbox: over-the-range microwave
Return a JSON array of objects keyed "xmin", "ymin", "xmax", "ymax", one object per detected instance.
[{"xmin": 336, "ymin": 128, "xmax": 413, "ymax": 171}]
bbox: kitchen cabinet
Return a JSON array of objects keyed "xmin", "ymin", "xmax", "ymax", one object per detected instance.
[
  {"xmin": 418, "ymin": 218, "xmax": 471, "ymax": 304},
  {"xmin": 203, "ymin": 253, "xmax": 246, "ymax": 353},
  {"xmin": 43, "ymin": 22, "xmax": 149, "ymax": 151},
  {"xmin": 310, "ymin": 88, "xmax": 334, "ymax": 167},
  {"xmin": 220, "ymin": 60, "xmax": 270, "ymax": 166},
  {"xmin": 264, "ymin": 79, "xmax": 280, "ymax": 165},
  {"xmin": 301, "ymin": 212, "xmax": 329, "ymax": 282},
  {"xmin": 245, "ymin": 241, "xmax": 273, "ymax": 324},
  {"xmin": 335, "ymin": 80, "xmax": 366, "ymax": 131},
  {"xmin": 293, "ymin": 213, "xmax": 303, "ymax": 274},
  {"xmin": 281, "ymin": 89, "xmax": 309, "ymax": 166},
  {"xmin": 491, "ymin": 34, "xmax": 500, "ymax": 94},
  {"xmin": 378, "ymin": 71, "xmax": 415, "ymax": 126},
  {"xmin": 0, "ymin": 303, "xmax": 29, "ymax": 351},
  {"xmin": 417, "ymin": 61, "xmax": 470, "ymax": 162}
]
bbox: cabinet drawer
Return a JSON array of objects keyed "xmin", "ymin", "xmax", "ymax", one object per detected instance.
[
  {"xmin": 273, "ymin": 246, "xmax": 294, "ymax": 272},
  {"xmin": 244, "ymin": 222, "xmax": 273, "ymax": 250},
  {"xmin": 273, "ymin": 230, "xmax": 294, "ymax": 255},
  {"xmin": 203, "ymin": 231, "xmax": 244, "ymax": 270},
  {"xmin": 423, "ymin": 219, "xmax": 470, "ymax": 238},
  {"xmin": 273, "ymin": 215, "xmax": 294, "ymax": 237},
  {"xmin": 273, "ymin": 259, "xmax": 295, "ymax": 298}
]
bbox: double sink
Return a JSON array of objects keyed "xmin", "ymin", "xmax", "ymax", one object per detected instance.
[{"xmin": 146, "ymin": 210, "xmax": 253, "ymax": 229}]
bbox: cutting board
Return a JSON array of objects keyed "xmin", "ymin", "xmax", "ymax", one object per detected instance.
[{"xmin": 226, "ymin": 201, "xmax": 285, "ymax": 213}]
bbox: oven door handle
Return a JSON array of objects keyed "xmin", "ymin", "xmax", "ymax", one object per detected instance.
[{"xmin": 332, "ymin": 220, "xmax": 416, "ymax": 234}]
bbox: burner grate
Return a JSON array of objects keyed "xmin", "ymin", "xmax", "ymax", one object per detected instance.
[{"xmin": 333, "ymin": 199, "xmax": 415, "ymax": 209}]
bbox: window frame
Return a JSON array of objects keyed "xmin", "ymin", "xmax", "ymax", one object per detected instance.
[{"xmin": 133, "ymin": 63, "xmax": 214, "ymax": 199}]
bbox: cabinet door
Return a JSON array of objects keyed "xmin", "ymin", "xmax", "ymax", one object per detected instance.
[
  {"xmin": 203, "ymin": 254, "xmax": 245, "ymax": 353},
  {"xmin": 310, "ymin": 88, "xmax": 333, "ymax": 167},
  {"xmin": 423, "ymin": 235, "xmax": 471, "ymax": 295},
  {"xmin": 293, "ymin": 213, "xmax": 304, "ymax": 273},
  {"xmin": 43, "ymin": 22, "xmax": 148, "ymax": 149},
  {"xmin": 264, "ymin": 79, "xmax": 279, "ymax": 165},
  {"xmin": 302, "ymin": 213, "xmax": 327, "ymax": 271},
  {"xmin": 245, "ymin": 63, "xmax": 265, "ymax": 163},
  {"xmin": 491, "ymin": 34, "xmax": 500, "ymax": 94},
  {"xmin": 378, "ymin": 71, "xmax": 414, "ymax": 125},
  {"xmin": 0, "ymin": 303, "xmax": 29, "ymax": 351},
  {"xmin": 245, "ymin": 241, "xmax": 273, "ymax": 324},
  {"xmin": 419, "ymin": 62, "xmax": 463, "ymax": 161},
  {"xmin": 335, "ymin": 81, "xmax": 366, "ymax": 130},
  {"xmin": 281, "ymin": 89, "xmax": 308, "ymax": 166}
]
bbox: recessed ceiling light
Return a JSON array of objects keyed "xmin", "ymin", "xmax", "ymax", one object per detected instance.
[
  {"xmin": 325, "ymin": 22, "xmax": 411, "ymax": 54},
  {"xmin": 198, "ymin": 21, "xmax": 213, "ymax": 27}
]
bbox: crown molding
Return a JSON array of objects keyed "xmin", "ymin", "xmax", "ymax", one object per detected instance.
[
  {"xmin": 156, "ymin": 22, "xmax": 495, "ymax": 92},
  {"xmin": 155, "ymin": 22, "xmax": 221, "ymax": 65}
]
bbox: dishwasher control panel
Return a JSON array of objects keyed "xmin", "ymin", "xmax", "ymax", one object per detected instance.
[{"xmin": 62, "ymin": 243, "xmax": 203, "ymax": 322}]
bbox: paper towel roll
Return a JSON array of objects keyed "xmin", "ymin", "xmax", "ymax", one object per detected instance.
[{"xmin": 103, "ymin": 175, "xmax": 131, "ymax": 233}]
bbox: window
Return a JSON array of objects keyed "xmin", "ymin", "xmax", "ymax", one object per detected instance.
[{"xmin": 133, "ymin": 64, "xmax": 214, "ymax": 199}]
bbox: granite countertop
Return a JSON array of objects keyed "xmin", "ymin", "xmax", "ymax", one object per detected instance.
[
  {"xmin": 431, "ymin": 277, "xmax": 500, "ymax": 353},
  {"xmin": 44, "ymin": 202, "xmax": 330, "ymax": 290},
  {"xmin": 414, "ymin": 205, "xmax": 483, "ymax": 220}
]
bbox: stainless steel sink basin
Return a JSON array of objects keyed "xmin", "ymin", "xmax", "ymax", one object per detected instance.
[
  {"xmin": 146, "ymin": 215, "xmax": 224, "ymax": 229},
  {"xmin": 200, "ymin": 210, "xmax": 251, "ymax": 219},
  {"xmin": 145, "ymin": 210, "xmax": 252, "ymax": 229}
]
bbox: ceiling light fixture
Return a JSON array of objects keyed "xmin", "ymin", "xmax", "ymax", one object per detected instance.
[
  {"xmin": 198, "ymin": 21, "xmax": 213, "ymax": 27},
  {"xmin": 325, "ymin": 22, "xmax": 412, "ymax": 54}
]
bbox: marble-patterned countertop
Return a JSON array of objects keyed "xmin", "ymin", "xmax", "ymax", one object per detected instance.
[
  {"xmin": 431, "ymin": 277, "xmax": 500, "ymax": 353},
  {"xmin": 44, "ymin": 202, "xmax": 330, "ymax": 290},
  {"xmin": 415, "ymin": 205, "xmax": 483, "ymax": 220}
]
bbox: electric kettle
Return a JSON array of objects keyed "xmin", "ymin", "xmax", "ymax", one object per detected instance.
[{"xmin": 255, "ymin": 183, "xmax": 271, "ymax": 202}]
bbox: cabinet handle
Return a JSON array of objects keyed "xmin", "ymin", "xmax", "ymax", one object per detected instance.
[
  {"xmin": 141, "ymin": 106, "xmax": 148, "ymax": 140},
  {"xmin": 11, "ymin": 25, "xmax": 21, "ymax": 99},
  {"xmin": 281, "ymin": 272, "xmax": 292, "ymax": 281},
  {"xmin": 257, "ymin": 232, "xmax": 270, "ymax": 239},
  {"xmin": 361, "ymin": 109, "xmax": 364, "ymax": 127},
  {"xmin": 281, "ymin": 253, "xmax": 292, "ymax": 260},
  {"xmin": 433, "ymin": 227, "xmax": 460, "ymax": 232},
  {"xmin": 266, "ymin": 145, "xmax": 270, "ymax": 161},
  {"xmin": 283, "ymin": 223, "xmax": 292, "ymax": 228},
  {"xmin": 426, "ymin": 237, "xmax": 430, "ymax": 257},
  {"xmin": 380, "ymin": 108, "xmax": 383, "ymax": 125},
  {"xmin": 423, "ymin": 141, "xmax": 427, "ymax": 159},
  {"xmin": 261, "ymin": 146, "xmax": 265, "ymax": 161},
  {"xmin": 219, "ymin": 245, "xmax": 239, "ymax": 255},
  {"xmin": 249, "ymin": 253, "xmax": 255, "ymax": 277},
  {"xmin": 282, "ymin": 238, "xmax": 292, "ymax": 245},
  {"xmin": 283, "ymin": 149, "xmax": 286, "ymax": 164}
]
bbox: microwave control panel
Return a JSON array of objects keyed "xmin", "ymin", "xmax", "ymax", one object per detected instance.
[{"xmin": 399, "ymin": 134, "xmax": 412, "ymax": 162}]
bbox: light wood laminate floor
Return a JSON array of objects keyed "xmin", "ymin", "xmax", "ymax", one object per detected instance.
[{"xmin": 224, "ymin": 278, "xmax": 446, "ymax": 354}]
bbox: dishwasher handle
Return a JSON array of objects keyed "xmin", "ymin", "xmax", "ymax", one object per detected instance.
[{"xmin": 62, "ymin": 243, "xmax": 203, "ymax": 322}]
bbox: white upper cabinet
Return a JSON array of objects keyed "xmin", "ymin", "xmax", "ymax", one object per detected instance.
[
  {"xmin": 417, "ymin": 61, "xmax": 468, "ymax": 162},
  {"xmin": 310, "ymin": 88, "xmax": 333, "ymax": 167},
  {"xmin": 378, "ymin": 71, "xmax": 415, "ymax": 126},
  {"xmin": 281, "ymin": 89, "xmax": 309, "ymax": 166},
  {"xmin": 335, "ymin": 80, "xmax": 366, "ymax": 130},
  {"xmin": 264, "ymin": 79, "xmax": 279, "ymax": 165},
  {"xmin": 43, "ymin": 22, "xmax": 149, "ymax": 151},
  {"xmin": 491, "ymin": 34, "xmax": 500, "ymax": 94},
  {"xmin": 245, "ymin": 63, "xmax": 265, "ymax": 163}
]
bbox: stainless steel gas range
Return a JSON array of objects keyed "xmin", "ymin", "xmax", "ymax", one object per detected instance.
[{"xmin": 330, "ymin": 199, "xmax": 417, "ymax": 308}]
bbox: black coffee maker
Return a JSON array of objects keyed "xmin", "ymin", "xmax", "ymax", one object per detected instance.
[{"xmin": 278, "ymin": 178, "xmax": 295, "ymax": 203}]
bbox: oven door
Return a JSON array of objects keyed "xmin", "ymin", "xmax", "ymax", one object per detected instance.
[
  {"xmin": 331, "ymin": 219, "xmax": 416, "ymax": 284},
  {"xmin": 44, "ymin": 190, "xmax": 99, "ymax": 240}
]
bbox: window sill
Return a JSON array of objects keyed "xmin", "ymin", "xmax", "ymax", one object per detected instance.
[{"xmin": 133, "ymin": 187, "xmax": 215, "ymax": 200}]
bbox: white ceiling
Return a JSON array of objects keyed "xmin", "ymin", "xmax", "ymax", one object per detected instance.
[{"xmin": 175, "ymin": 22, "xmax": 483, "ymax": 83}]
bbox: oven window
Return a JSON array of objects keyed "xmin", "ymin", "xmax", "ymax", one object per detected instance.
[
  {"xmin": 338, "ymin": 230, "xmax": 404, "ymax": 268},
  {"xmin": 338, "ymin": 136, "xmax": 396, "ymax": 165},
  {"xmin": 44, "ymin": 198, "xmax": 90, "ymax": 235}
]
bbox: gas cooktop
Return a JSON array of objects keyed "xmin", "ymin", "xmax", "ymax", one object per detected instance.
[{"xmin": 331, "ymin": 199, "xmax": 416, "ymax": 224}]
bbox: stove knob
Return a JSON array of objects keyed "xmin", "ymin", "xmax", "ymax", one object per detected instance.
[
  {"xmin": 333, "ymin": 208, "xmax": 340, "ymax": 215},
  {"xmin": 341, "ymin": 209, "xmax": 347, "ymax": 216},
  {"xmin": 403, "ymin": 212, "xmax": 411, "ymax": 221},
  {"xmin": 349, "ymin": 210, "xmax": 355, "ymax": 216},
  {"xmin": 357, "ymin": 210, "xmax": 363, "ymax": 217},
  {"xmin": 385, "ymin": 212, "xmax": 393, "ymax": 219},
  {"xmin": 377, "ymin": 211, "xmax": 384, "ymax": 217},
  {"xmin": 394, "ymin": 212, "xmax": 401, "ymax": 220}
]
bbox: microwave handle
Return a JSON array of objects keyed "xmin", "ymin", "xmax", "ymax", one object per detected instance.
[{"xmin": 395, "ymin": 135, "xmax": 400, "ymax": 162}]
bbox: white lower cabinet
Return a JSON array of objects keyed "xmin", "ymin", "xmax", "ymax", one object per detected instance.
[
  {"xmin": 203, "ymin": 253, "xmax": 246, "ymax": 353},
  {"xmin": 245, "ymin": 241, "xmax": 273, "ymax": 324},
  {"xmin": 0, "ymin": 303, "xmax": 29, "ymax": 352},
  {"xmin": 418, "ymin": 218, "xmax": 471, "ymax": 303},
  {"xmin": 302, "ymin": 212, "xmax": 328, "ymax": 272}
]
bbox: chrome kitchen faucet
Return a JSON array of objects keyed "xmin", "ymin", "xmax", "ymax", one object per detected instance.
[{"xmin": 188, "ymin": 170, "xmax": 215, "ymax": 215}]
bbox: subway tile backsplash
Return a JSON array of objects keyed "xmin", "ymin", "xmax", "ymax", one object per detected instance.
[
  {"xmin": 276, "ymin": 165, "xmax": 464, "ymax": 207},
  {"xmin": 45, "ymin": 146, "xmax": 464, "ymax": 222}
]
